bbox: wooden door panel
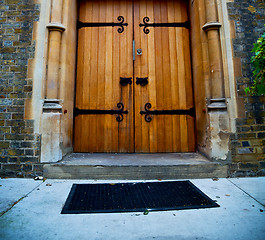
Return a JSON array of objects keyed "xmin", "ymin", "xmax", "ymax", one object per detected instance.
[
  {"xmin": 74, "ymin": 0, "xmax": 134, "ymax": 152},
  {"xmin": 75, "ymin": 0, "xmax": 195, "ymax": 153},
  {"xmin": 134, "ymin": 0, "xmax": 195, "ymax": 152}
]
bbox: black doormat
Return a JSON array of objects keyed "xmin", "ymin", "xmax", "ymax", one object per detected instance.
[{"xmin": 61, "ymin": 181, "xmax": 219, "ymax": 214}]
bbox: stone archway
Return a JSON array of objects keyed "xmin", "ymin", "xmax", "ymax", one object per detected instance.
[{"xmin": 30, "ymin": 0, "xmax": 238, "ymax": 163}]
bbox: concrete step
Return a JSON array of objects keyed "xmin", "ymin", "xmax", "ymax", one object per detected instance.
[{"xmin": 43, "ymin": 153, "xmax": 228, "ymax": 180}]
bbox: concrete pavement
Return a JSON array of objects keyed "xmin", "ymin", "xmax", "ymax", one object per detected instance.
[{"xmin": 0, "ymin": 177, "xmax": 265, "ymax": 240}]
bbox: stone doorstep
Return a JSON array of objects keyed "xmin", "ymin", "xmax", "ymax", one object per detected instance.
[{"xmin": 43, "ymin": 153, "xmax": 228, "ymax": 180}]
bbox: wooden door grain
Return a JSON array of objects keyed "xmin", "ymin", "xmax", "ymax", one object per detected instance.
[{"xmin": 74, "ymin": 0, "xmax": 195, "ymax": 153}]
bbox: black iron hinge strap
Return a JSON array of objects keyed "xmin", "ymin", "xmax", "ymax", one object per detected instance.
[
  {"xmin": 140, "ymin": 103, "xmax": 195, "ymax": 122},
  {"xmin": 74, "ymin": 103, "xmax": 128, "ymax": 122},
  {"xmin": 139, "ymin": 17, "xmax": 190, "ymax": 34},
  {"xmin": 77, "ymin": 16, "xmax": 128, "ymax": 33}
]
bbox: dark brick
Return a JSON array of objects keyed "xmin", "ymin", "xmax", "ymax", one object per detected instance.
[
  {"xmin": 0, "ymin": 156, "xmax": 8, "ymax": 163},
  {"xmin": 5, "ymin": 134, "xmax": 24, "ymax": 140},
  {"xmin": 25, "ymin": 149, "xmax": 33, "ymax": 156},
  {"xmin": 19, "ymin": 157, "xmax": 39, "ymax": 163},
  {"xmin": 242, "ymin": 141, "xmax": 250, "ymax": 147},
  {"xmin": 251, "ymin": 125, "xmax": 265, "ymax": 131},
  {"xmin": 5, "ymin": 120, "xmax": 25, "ymax": 127},
  {"xmin": 33, "ymin": 164, "xmax": 43, "ymax": 172},
  {"xmin": 258, "ymin": 132, "xmax": 265, "ymax": 138},
  {"xmin": 7, "ymin": 149, "xmax": 24, "ymax": 156},
  {"xmin": 3, "ymin": 164, "xmax": 21, "ymax": 172},
  {"xmin": 12, "ymin": 113, "xmax": 24, "ymax": 120},
  {"xmin": 0, "ymin": 127, "xmax": 10, "ymax": 134},
  {"xmin": 21, "ymin": 141, "xmax": 33, "ymax": 148},
  {"xmin": 8, "ymin": 157, "xmax": 18, "ymax": 163},
  {"xmin": 22, "ymin": 164, "xmax": 32, "ymax": 172},
  {"xmin": 21, "ymin": 127, "xmax": 33, "ymax": 134},
  {"xmin": 11, "ymin": 127, "xmax": 21, "ymax": 134},
  {"xmin": 237, "ymin": 133, "xmax": 256, "ymax": 139},
  {"xmin": 239, "ymin": 162, "xmax": 259, "ymax": 169},
  {"xmin": 0, "ymin": 141, "xmax": 10, "ymax": 149}
]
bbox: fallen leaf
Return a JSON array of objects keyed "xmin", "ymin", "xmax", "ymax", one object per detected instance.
[
  {"xmin": 225, "ymin": 194, "xmax": 230, "ymax": 197},
  {"xmin": 143, "ymin": 210, "xmax": 149, "ymax": 215},
  {"xmin": 212, "ymin": 178, "xmax": 219, "ymax": 181},
  {"xmin": 158, "ymin": 179, "xmax": 162, "ymax": 181},
  {"xmin": 46, "ymin": 183, "xmax": 52, "ymax": 186}
]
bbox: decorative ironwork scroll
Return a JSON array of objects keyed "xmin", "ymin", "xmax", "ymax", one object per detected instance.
[
  {"xmin": 139, "ymin": 17, "xmax": 190, "ymax": 34},
  {"xmin": 77, "ymin": 16, "xmax": 128, "ymax": 33},
  {"xmin": 140, "ymin": 103, "xmax": 195, "ymax": 122},
  {"xmin": 74, "ymin": 102, "xmax": 128, "ymax": 122}
]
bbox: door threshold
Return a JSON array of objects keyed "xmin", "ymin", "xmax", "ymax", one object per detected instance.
[
  {"xmin": 58, "ymin": 152, "xmax": 212, "ymax": 166},
  {"xmin": 43, "ymin": 153, "xmax": 228, "ymax": 179}
]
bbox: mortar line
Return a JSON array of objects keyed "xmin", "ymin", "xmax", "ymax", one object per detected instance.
[
  {"xmin": 0, "ymin": 181, "xmax": 44, "ymax": 217},
  {"xmin": 227, "ymin": 178, "xmax": 265, "ymax": 208}
]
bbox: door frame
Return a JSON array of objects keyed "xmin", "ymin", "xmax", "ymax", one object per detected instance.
[{"xmin": 29, "ymin": 0, "xmax": 238, "ymax": 162}]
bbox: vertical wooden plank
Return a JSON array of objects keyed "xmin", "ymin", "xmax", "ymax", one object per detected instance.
[
  {"xmin": 168, "ymin": 0, "xmax": 180, "ymax": 152},
  {"xmin": 139, "ymin": 0, "xmax": 149, "ymax": 152},
  {"xmin": 118, "ymin": 0, "xmax": 127, "ymax": 152},
  {"xmin": 96, "ymin": 0, "xmax": 106, "ymax": 152},
  {"xmin": 104, "ymin": 0, "xmax": 113, "ymax": 151},
  {"xmin": 112, "ymin": 0, "xmax": 120, "ymax": 152},
  {"xmin": 89, "ymin": 1, "xmax": 100, "ymax": 151},
  {"xmin": 134, "ymin": 0, "xmax": 142, "ymax": 152},
  {"xmin": 181, "ymin": 0, "xmax": 195, "ymax": 151},
  {"xmin": 153, "ymin": 0, "xmax": 165, "ymax": 152},
  {"xmin": 174, "ymin": 0, "xmax": 188, "ymax": 152},
  {"xmin": 161, "ymin": 1, "xmax": 173, "ymax": 152},
  {"xmin": 73, "ymin": 2, "xmax": 85, "ymax": 151},
  {"xmin": 126, "ymin": 0, "xmax": 134, "ymax": 152},
  {"xmin": 147, "ymin": 0, "xmax": 157, "ymax": 152}
]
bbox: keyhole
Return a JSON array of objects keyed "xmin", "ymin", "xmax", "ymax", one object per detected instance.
[{"xmin": 137, "ymin": 49, "xmax": 142, "ymax": 55}]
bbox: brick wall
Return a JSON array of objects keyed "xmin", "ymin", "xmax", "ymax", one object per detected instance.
[
  {"xmin": 227, "ymin": 0, "xmax": 265, "ymax": 177},
  {"xmin": 0, "ymin": 0, "xmax": 42, "ymax": 177}
]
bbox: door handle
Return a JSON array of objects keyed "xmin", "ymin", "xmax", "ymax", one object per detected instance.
[
  {"xmin": 136, "ymin": 77, "xmax": 148, "ymax": 86},
  {"xmin": 120, "ymin": 77, "xmax": 132, "ymax": 86}
]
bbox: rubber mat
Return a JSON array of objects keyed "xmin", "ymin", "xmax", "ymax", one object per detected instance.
[{"xmin": 61, "ymin": 181, "xmax": 219, "ymax": 214}]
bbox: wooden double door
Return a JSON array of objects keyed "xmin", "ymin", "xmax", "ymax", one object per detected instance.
[{"xmin": 74, "ymin": 0, "xmax": 195, "ymax": 153}]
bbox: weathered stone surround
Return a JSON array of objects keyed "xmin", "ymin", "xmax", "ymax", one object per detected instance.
[
  {"xmin": 0, "ymin": 0, "xmax": 264, "ymax": 178},
  {"xmin": 0, "ymin": 0, "xmax": 42, "ymax": 177},
  {"xmin": 227, "ymin": 0, "xmax": 265, "ymax": 176}
]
